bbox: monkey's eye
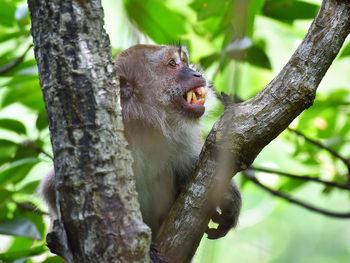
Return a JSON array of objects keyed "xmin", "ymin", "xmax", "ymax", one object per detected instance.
[{"xmin": 168, "ymin": 59, "xmax": 177, "ymax": 67}]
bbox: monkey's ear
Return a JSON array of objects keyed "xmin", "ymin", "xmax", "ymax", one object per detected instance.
[{"xmin": 119, "ymin": 76, "xmax": 133, "ymax": 100}]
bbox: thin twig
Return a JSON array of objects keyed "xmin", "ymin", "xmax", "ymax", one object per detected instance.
[
  {"xmin": 214, "ymin": 91, "xmax": 243, "ymax": 109},
  {"xmin": 243, "ymin": 170, "xmax": 350, "ymax": 219},
  {"xmin": 15, "ymin": 201, "xmax": 48, "ymax": 216},
  {"xmin": 288, "ymin": 128, "xmax": 350, "ymax": 182},
  {"xmin": 250, "ymin": 166, "xmax": 350, "ymax": 190},
  {"xmin": 0, "ymin": 44, "xmax": 33, "ymax": 75},
  {"xmin": 37, "ymin": 148, "xmax": 53, "ymax": 160},
  {"xmin": 22, "ymin": 140, "xmax": 53, "ymax": 159}
]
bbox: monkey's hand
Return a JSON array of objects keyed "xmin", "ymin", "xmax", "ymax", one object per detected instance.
[{"xmin": 206, "ymin": 181, "xmax": 241, "ymax": 239}]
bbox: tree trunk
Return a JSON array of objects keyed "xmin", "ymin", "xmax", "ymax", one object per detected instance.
[{"xmin": 28, "ymin": 1, "xmax": 151, "ymax": 262}]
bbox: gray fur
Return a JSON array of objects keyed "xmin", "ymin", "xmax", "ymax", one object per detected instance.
[{"xmin": 39, "ymin": 44, "xmax": 240, "ymax": 240}]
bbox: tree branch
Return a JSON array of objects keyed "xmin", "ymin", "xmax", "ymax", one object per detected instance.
[
  {"xmin": 288, "ymin": 128, "xmax": 350, "ymax": 183},
  {"xmin": 250, "ymin": 166, "xmax": 350, "ymax": 190},
  {"xmin": 243, "ymin": 170, "xmax": 350, "ymax": 219},
  {"xmin": 28, "ymin": 1, "xmax": 151, "ymax": 262},
  {"xmin": 156, "ymin": 1, "xmax": 350, "ymax": 261}
]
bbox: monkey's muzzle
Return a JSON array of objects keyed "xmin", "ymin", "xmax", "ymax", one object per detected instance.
[
  {"xmin": 184, "ymin": 87, "xmax": 206, "ymax": 105},
  {"xmin": 181, "ymin": 86, "xmax": 207, "ymax": 118}
]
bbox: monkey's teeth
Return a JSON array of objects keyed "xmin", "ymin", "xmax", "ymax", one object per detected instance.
[
  {"xmin": 201, "ymin": 87, "xmax": 207, "ymax": 98},
  {"xmin": 185, "ymin": 87, "xmax": 206, "ymax": 105},
  {"xmin": 187, "ymin": 91, "xmax": 193, "ymax": 103},
  {"xmin": 192, "ymin": 91, "xmax": 198, "ymax": 103}
]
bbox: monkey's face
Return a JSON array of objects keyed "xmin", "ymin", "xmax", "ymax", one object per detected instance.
[
  {"xmin": 116, "ymin": 44, "xmax": 208, "ymax": 124},
  {"xmin": 155, "ymin": 47, "xmax": 207, "ymax": 119}
]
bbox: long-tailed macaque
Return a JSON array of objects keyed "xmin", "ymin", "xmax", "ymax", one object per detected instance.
[{"xmin": 40, "ymin": 44, "xmax": 241, "ymax": 241}]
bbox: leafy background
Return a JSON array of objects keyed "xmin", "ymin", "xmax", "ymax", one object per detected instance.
[{"xmin": 0, "ymin": 0, "xmax": 349, "ymax": 262}]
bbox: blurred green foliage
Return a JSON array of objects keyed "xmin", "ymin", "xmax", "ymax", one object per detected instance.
[{"xmin": 0, "ymin": 0, "xmax": 349, "ymax": 262}]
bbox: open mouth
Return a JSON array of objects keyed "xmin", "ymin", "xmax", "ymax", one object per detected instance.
[
  {"xmin": 183, "ymin": 86, "xmax": 207, "ymax": 105},
  {"xmin": 180, "ymin": 86, "xmax": 207, "ymax": 118}
]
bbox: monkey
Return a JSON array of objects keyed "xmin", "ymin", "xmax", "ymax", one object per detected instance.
[{"xmin": 39, "ymin": 44, "xmax": 241, "ymax": 243}]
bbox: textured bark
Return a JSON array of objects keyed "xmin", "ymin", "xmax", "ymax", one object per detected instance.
[
  {"xmin": 155, "ymin": 0, "xmax": 350, "ymax": 262},
  {"xmin": 28, "ymin": 1, "xmax": 151, "ymax": 262}
]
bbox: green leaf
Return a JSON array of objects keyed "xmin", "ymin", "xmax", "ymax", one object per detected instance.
[
  {"xmin": 0, "ymin": 244, "xmax": 46, "ymax": 261},
  {"xmin": 296, "ymin": 89, "xmax": 350, "ymax": 138},
  {"xmin": 36, "ymin": 110, "xmax": 49, "ymax": 131},
  {"xmin": 0, "ymin": 118, "xmax": 26, "ymax": 134},
  {"xmin": 200, "ymin": 41, "xmax": 271, "ymax": 69},
  {"xmin": 190, "ymin": 0, "xmax": 231, "ymax": 21},
  {"xmin": 2, "ymin": 76, "xmax": 44, "ymax": 111},
  {"xmin": 316, "ymin": 109, "xmax": 338, "ymax": 138},
  {"xmin": 0, "ymin": 158, "xmax": 39, "ymax": 186},
  {"xmin": 14, "ymin": 139, "xmax": 44, "ymax": 160},
  {"xmin": 340, "ymin": 42, "xmax": 350, "ymax": 58},
  {"xmin": 0, "ymin": 205, "xmax": 10, "ymax": 221},
  {"xmin": 0, "ymin": 139, "xmax": 18, "ymax": 166},
  {"xmin": 0, "ymin": 188, "xmax": 13, "ymax": 206},
  {"xmin": 199, "ymin": 53, "xmax": 221, "ymax": 68},
  {"xmin": 0, "ymin": 218, "xmax": 41, "ymax": 239},
  {"xmin": 245, "ymin": 0, "xmax": 266, "ymax": 35},
  {"xmin": 191, "ymin": 0, "xmax": 265, "ymax": 43},
  {"xmin": 123, "ymin": 0, "xmax": 187, "ymax": 43},
  {"xmin": 278, "ymin": 178, "xmax": 307, "ymax": 192},
  {"xmin": 43, "ymin": 256, "xmax": 64, "ymax": 263},
  {"xmin": 15, "ymin": 209, "xmax": 46, "ymax": 239},
  {"xmin": 262, "ymin": 0, "xmax": 319, "ymax": 22},
  {"xmin": 231, "ymin": 0, "xmax": 265, "ymax": 38},
  {"xmin": 246, "ymin": 45, "xmax": 272, "ymax": 69},
  {"xmin": 0, "ymin": 30, "xmax": 29, "ymax": 43},
  {"xmin": 0, "ymin": 1, "xmax": 16, "ymax": 27},
  {"xmin": 0, "ymin": 59, "xmax": 37, "ymax": 77},
  {"xmin": 6, "ymin": 236, "xmax": 34, "ymax": 252},
  {"xmin": 0, "ymin": 139, "xmax": 17, "ymax": 149},
  {"xmin": 240, "ymin": 172, "xmax": 249, "ymax": 189},
  {"xmin": 18, "ymin": 180, "xmax": 40, "ymax": 194},
  {"xmin": 225, "ymin": 42, "xmax": 271, "ymax": 69},
  {"xmin": 0, "ymin": 50, "xmax": 17, "ymax": 69},
  {"xmin": 15, "ymin": 4, "xmax": 31, "ymax": 27}
]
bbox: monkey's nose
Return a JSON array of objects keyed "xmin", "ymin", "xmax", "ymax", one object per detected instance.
[{"xmin": 193, "ymin": 72, "xmax": 202, "ymax": 78}]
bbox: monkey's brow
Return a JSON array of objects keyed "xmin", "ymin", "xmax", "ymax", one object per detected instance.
[{"xmin": 177, "ymin": 47, "xmax": 188, "ymax": 61}]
